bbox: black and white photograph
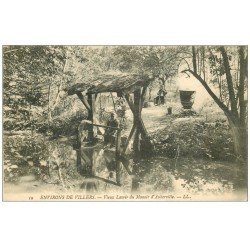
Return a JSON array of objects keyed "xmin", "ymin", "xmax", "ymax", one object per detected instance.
[
  {"xmin": 1, "ymin": 1, "xmax": 250, "ymax": 250},
  {"xmin": 2, "ymin": 45, "xmax": 248, "ymax": 201}
]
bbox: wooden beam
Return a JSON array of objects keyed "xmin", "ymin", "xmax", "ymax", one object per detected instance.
[
  {"xmin": 116, "ymin": 129, "xmax": 122, "ymax": 156},
  {"xmin": 133, "ymin": 88, "xmax": 142, "ymax": 160},
  {"xmin": 110, "ymin": 92, "xmax": 117, "ymax": 113},
  {"xmin": 139, "ymin": 118, "xmax": 150, "ymax": 140},
  {"xmin": 124, "ymin": 93, "xmax": 135, "ymax": 114},
  {"xmin": 115, "ymin": 129, "xmax": 122, "ymax": 185},
  {"xmin": 119, "ymin": 155, "xmax": 133, "ymax": 175},
  {"xmin": 76, "ymin": 92, "xmax": 91, "ymax": 111},
  {"xmin": 122, "ymin": 124, "xmax": 136, "ymax": 154},
  {"xmin": 87, "ymin": 93, "xmax": 97, "ymax": 141},
  {"xmin": 92, "ymin": 175, "xmax": 121, "ymax": 187},
  {"xmin": 121, "ymin": 86, "xmax": 153, "ymax": 157},
  {"xmin": 80, "ymin": 151, "xmax": 91, "ymax": 165},
  {"xmin": 133, "ymin": 88, "xmax": 142, "ymax": 119},
  {"xmin": 133, "ymin": 127, "xmax": 140, "ymax": 161},
  {"xmin": 136, "ymin": 87, "xmax": 153, "ymax": 155},
  {"xmin": 141, "ymin": 86, "xmax": 149, "ymax": 110},
  {"xmin": 76, "ymin": 149, "xmax": 82, "ymax": 170},
  {"xmin": 89, "ymin": 122, "xmax": 121, "ymax": 131}
]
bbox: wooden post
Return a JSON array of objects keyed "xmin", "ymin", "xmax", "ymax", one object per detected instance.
[
  {"xmin": 76, "ymin": 148, "xmax": 82, "ymax": 174},
  {"xmin": 121, "ymin": 86, "xmax": 153, "ymax": 158},
  {"xmin": 124, "ymin": 93, "xmax": 135, "ymax": 113},
  {"xmin": 87, "ymin": 93, "xmax": 97, "ymax": 141},
  {"xmin": 133, "ymin": 88, "xmax": 142, "ymax": 161},
  {"xmin": 115, "ymin": 129, "xmax": 122, "ymax": 185},
  {"xmin": 122, "ymin": 124, "xmax": 136, "ymax": 154},
  {"xmin": 88, "ymin": 149, "xmax": 95, "ymax": 177},
  {"xmin": 76, "ymin": 92, "xmax": 91, "ymax": 111},
  {"xmin": 139, "ymin": 118, "xmax": 148, "ymax": 139},
  {"xmin": 141, "ymin": 86, "xmax": 148, "ymax": 107},
  {"xmin": 138, "ymin": 87, "xmax": 148, "ymax": 140}
]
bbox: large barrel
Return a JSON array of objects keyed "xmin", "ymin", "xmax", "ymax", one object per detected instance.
[{"xmin": 179, "ymin": 90, "xmax": 196, "ymax": 109}]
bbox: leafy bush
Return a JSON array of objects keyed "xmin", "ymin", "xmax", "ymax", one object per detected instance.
[
  {"xmin": 153, "ymin": 118, "xmax": 235, "ymax": 161},
  {"xmin": 3, "ymin": 133, "xmax": 48, "ymax": 182}
]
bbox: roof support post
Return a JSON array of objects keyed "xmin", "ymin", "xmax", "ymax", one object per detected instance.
[
  {"xmin": 76, "ymin": 92, "xmax": 91, "ymax": 111},
  {"xmin": 133, "ymin": 88, "xmax": 142, "ymax": 162},
  {"xmin": 139, "ymin": 86, "xmax": 151, "ymax": 141},
  {"xmin": 121, "ymin": 86, "xmax": 153, "ymax": 158},
  {"xmin": 76, "ymin": 148, "xmax": 82, "ymax": 174},
  {"xmin": 122, "ymin": 124, "xmax": 136, "ymax": 154},
  {"xmin": 87, "ymin": 93, "xmax": 97, "ymax": 142},
  {"xmin": 115, "ymin": 129, "xmax": 122, "ymax": 185}
]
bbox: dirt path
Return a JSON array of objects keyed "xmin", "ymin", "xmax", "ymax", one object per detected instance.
[
  {"xmin": 142, "ymin": 106, "xmax": 171, "ymax": 133},
  {"xmin": 123, "ymin": 105, "xmax": 172, "ymax": 136}
]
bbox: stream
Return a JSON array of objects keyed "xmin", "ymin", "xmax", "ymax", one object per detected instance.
[{"xmin": 3, "ymin": 133, "xmax": 247, "ymax": 201}]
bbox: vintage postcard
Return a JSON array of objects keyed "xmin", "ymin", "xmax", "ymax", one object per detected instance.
[{"xmin": 2, "ymin": 45, "xmax": 248, "ymax": 201}]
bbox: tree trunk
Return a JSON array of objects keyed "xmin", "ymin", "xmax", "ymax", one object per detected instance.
[
  {"xmin": 182, "ymin": 68, "xmax": 246, "ymax": 160},
  {"xmin": 184, "ymin": 46, "xmax": 247, "ymax": 161},
  {"xmin": 192, "ymin": 46, "xmax": 197, "ymax": 73},
  {"xmin": 228, "ymin": 118, "xmax": 247, "ymax": 159},
  {"xmin": 238, "ymin": 46, "xmax": 247, "ymax": 127},
  {"xmin": 219, "ymin": 46, "xmax": 238, "ymax": 116},
  {"xmin": 202, "ymin": 47, "xmax": 206, "ymax": 81}
]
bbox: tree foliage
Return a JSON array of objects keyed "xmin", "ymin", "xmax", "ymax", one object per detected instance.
[
  {"xmin": 182, "ymin": 46, "xmax": 248, "ymax": 159},
  {"xmin": 3, "ymin": 45, "xmax": 188, "ymax": 131},
  {"xmin": 3, "ymin": 45, "xmax": 248, "ymax": 160}
]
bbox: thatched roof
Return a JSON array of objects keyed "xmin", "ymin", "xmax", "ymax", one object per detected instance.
[{"xmin": 66, "ymin": 73, "xmax": 151, "ymax": 95}]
